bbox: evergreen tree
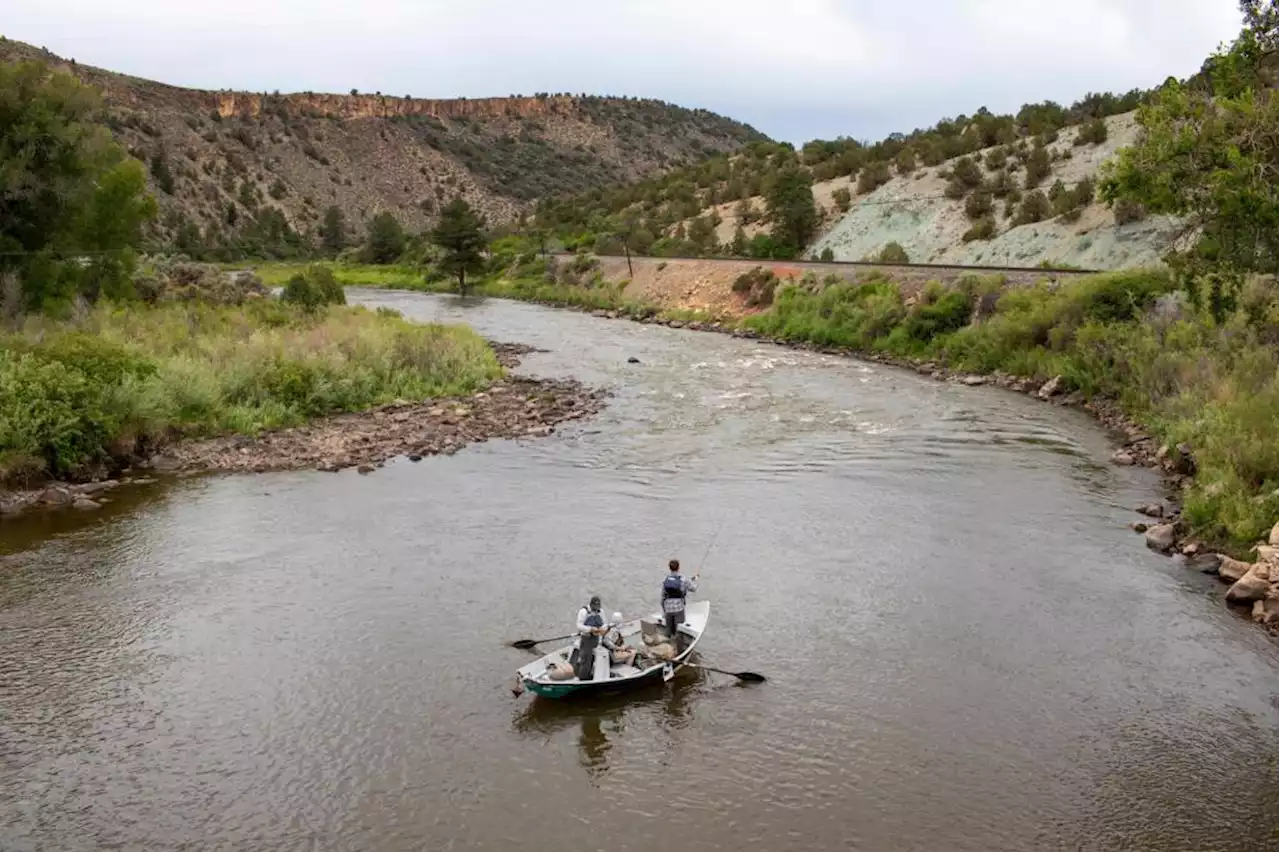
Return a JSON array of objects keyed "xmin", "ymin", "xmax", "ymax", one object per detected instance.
[
  {"xmin": 319, "ymin": 205, "xmax": 347, "ymax": 256},
  {"xmin": 361, "ymin": 212, "xmax": 406, "ymax": 264},
  {"xmin": 429, "ymin": 198, "xmax": 487, "ymax": 295}
]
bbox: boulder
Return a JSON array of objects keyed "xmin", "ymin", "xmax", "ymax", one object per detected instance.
[
  {"xmin": 72, "ymin": 496, "xmax": 101, "ymax": 511},
  {"xmin": 356, "ymin": 464, "xmax": 375, "ymax": 474},
  {"xmin": 1129, "ymin": 521, "xmax": 1149, "ymax": 533},
  {"xmin": 1144, "ymin": 523, "xmax": 1177, "ymax": 552},
  {"xmin": 1216, "ymin": 556, "xmax": 1253, "ymax": 583},
  {"xmin": 627, "ymin": 356, "xmax": 641, "ymax": 364},
  {"xmin": 962, "ymin": 375, "xmax": 987, "ymax": 386},
  {"xmin": 38, "ymin": 487, "xmax": 75, "ymax": 506},
  {"xmin": 1180, "ymin": 541, "xmax": 1201, "ymax": 556},
  {"xmin": 1251, "ymin": 597, "xmax": 1278, "ymax": 626},
  {"xmin": 1270, "ymin": 523, "xmax": 1279, "ymax": 547},
  {"xmin": 1037, "ymin": 375, "xmax": 1064, "ymax": 399},
  {"xmin": 1225, "ymin": 572, "xmax": 1270, "ymax": 604},
  {"xmin": 1185, "ymin": 553, "xmax": 1222, "ymax": 574},
  {"xmin": 1173, "ymin": 442, "xmax": 1196, "ymax": 474},
  {"xmin": 1136, "ymin": 503, "xmax": 1165, "ymax": 518},
  {"xmin": 77, "ymin": 480, "xmax": 119, "ymax": 496},
  {"xmin": 1254, "ymin": 544, "xmax": 1278, "ymax": 567},
  {"xmin": 1111, "ymin": 450, "xmax": 1136, "ymax": 466}
]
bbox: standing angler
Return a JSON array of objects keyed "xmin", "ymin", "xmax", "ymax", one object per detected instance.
[
  {"xmin": 661, "ymin": 559, "xmax": 698, "ymax": 651},
  {"xmin": 571, "ymin": 595, "xmax": 607, "ymax": 679}
]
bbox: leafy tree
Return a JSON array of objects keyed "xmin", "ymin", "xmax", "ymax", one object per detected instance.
[
  {"xmin": 429, "ymin": 198, "xmax": 486, "ymax": 295},
  {"xmin": 1100, "ymin": 1, "xmax": 1278, "ymax": 309},
  {"xmin": 765, "ymin": 165, "xmax": 818, "ymax": 256},
  {"xmin": 0, "ymin": 60, "xmax": 157, "ymax": 311},
  {"xmin": 361, "ymin": 212, "xmax": 406, "ymax": 264},
  {"xmin": 730, "ymin": 224, "xmax": 748, "ymax": 256},
  {"xmin": 319, "ymin": 205, "xmax": 347, "ymax": 256},
  {"xmin": 818, "ymin": 247, "xmax": 835, "ymax": 262},
  {"xmin": 832, "ymin": 186, "xmax": 852, "ymax": 213}
]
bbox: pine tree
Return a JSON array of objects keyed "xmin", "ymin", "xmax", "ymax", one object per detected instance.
[
  {"xmin": 318, "ymin": 205, "xmax": 346, "ymax": 257},
  {"xmin": 430, "ymin": 198, "xmax": 487, "ymax": 295}
]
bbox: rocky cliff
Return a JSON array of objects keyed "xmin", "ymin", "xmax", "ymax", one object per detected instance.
[{"xmin": 0, "ymin": 39, "xmax": 767, "ymax": 253}]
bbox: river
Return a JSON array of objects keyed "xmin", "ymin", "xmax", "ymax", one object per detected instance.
[{"xmin": 2, "ymin": 289, "xmax": 1276, "ymax": 851}]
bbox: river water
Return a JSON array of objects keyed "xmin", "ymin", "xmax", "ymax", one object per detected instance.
[{"xmin": 2, "ymin": 290, "xmax": 1276, "ymax": 851}]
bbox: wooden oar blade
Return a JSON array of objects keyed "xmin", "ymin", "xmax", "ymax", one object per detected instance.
[
  {"xmin": 735, "ymin": 671, "xmax": 766, "ymax": 683},
  {"xmin": 509, "ymin": 638, "xmax": 540, "ymax": 649}
]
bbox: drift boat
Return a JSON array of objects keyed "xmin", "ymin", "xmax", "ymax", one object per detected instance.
[{"xmin": 513, "ymin": 601, "xmax": 710, "ymax": 700}]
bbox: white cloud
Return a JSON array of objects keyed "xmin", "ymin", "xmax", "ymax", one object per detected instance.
[{"xmin": 1, "ymin": 0, "xmax": 1244, "ymax": 143}]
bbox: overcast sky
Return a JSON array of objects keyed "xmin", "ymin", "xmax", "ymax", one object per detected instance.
[{"xmin": 4, "ymin": 0, "xmax": 1243, "ymax": 144}]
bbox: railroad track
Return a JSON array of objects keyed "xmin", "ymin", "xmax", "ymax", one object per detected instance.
[{"xmin": 551, "ymin": 251, "xmax": 1099, "ymax": 277}]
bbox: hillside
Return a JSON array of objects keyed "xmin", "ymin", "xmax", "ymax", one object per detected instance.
[
  {"xmin": 531, "ymin": 88, "xmax": 1186, "ymax": 270},
  {"xmin": 709, "ymin": 112, "xmax": 1182, "ymax": 269},
  {"xmin": 0, "ymin": 39, "xmax": 767, "ymax": 257}
]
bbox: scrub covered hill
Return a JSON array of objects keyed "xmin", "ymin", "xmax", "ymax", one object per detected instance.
[
  {"xmin": 0, "ymin": 37, "xmax": 768, "ymax": 260},
  {"xmin": 529, "ymin": 88, "xmax": 1154, "ymax": 265}
]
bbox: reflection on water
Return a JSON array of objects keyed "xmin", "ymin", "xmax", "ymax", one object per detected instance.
[
  {"xmin": 512, "ymin": 673, "xmax": 704, "ymax": 781},
  {"xmin": 0, "ymin": 290, "xmax": 1275, "ymax": 852}
]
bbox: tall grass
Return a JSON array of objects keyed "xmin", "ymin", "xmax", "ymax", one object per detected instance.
[
  {"xmin": 229, "ymin": 262, "xmax": 425, "ymax": 289},
  {"xmin": 745, "ymin": 269, "xmax": 1278, "ymax": 553},
  {"xmin": 0, "ymin": 301, "xmax": 501, "ymax": 481}
]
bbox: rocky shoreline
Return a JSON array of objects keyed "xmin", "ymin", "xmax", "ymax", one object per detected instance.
[
  {"xmin": 568, "ymin": 302, "xmax": 1277, "ymax": 635},
  {"xmin": 0, "ymin": 341, "xmax": 607, "ymax": 518}
]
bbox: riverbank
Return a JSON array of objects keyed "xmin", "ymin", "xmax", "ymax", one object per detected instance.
[{"xmin": 0, "ymin": 301, "xmax": 606, "ymax": 517}]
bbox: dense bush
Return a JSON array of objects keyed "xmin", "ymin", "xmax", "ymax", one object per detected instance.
[
  {"xmin": 964, "ymin": 188, "xmax": 994, "ymax": 220},
  {"xmin": 856, "ymin": 161, "xmax": 892, "ymax": 194},
  {"xmin": 0, "ymin": 303, "xmax": 501, "ymax": 482},
  {"xmin": 871, "ymin": 242, "xmax": 910, "ymax": 264},
  {"xmin": 1024, "ymin": 145, "xmax": 1052, "ymax": 188},
  {"xmin": 962, "ymin": 217, "xmax": 997, "ymax": 242},
  {"xmin": 1075, "ymin": 117, "xmax": 1108, "ymax": 146},
  {"xmin": 1013, "ymin": 190, "xmax": 1053, "ymax": 225},
  {"xmin": 1112, "ymin": 198, "xmax": 1147, "ymax": 225},
  {"xmin": 832, "ymin": 187, "xmax": 852, "ymax": 212},
  {"xmin": 951, "ymin": 156, "xmax": 984, "ymax": 188},
  {"xmin": 731, "ymin": 266, "xmax": 779, "ymax": 307},
  {"xmin": 282, "ymin": 265, "xmax": 346, "ymax": 309}
]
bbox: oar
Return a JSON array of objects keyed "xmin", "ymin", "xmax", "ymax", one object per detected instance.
[
  {"xmin": 509, "ymin": 632, "xmax": 577, "ymax": 650},
  {"xmin": 509, "ymin": 617, "xmax": 629, "ymax": 650},
  {"xmin": 683, "ymin": 663, "xmax": 766, "ymax": 683}
]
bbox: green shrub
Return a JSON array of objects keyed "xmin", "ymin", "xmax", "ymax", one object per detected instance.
[
  {"xmin": 1075, "ymin": 117, "xmax": 1107, "ymax": 146},
  {"xmin": 1013, "ymin": 190, "xmax": 1052, "ymax": 225},
  {"xmin": 1024, "ymin": 145, "xmax": 1051, "ymax": 188},
  {"xmin": 865, "ymin": 242, "xmax": 906, "ymax": 264},
  {"xmin": 282, "ymin": 265, "xmax": 347, "ymax": 309},
  {"xmin": 856, "ymin": 161, "xmax": 892, "ymax": 194},
  {"xmin": 964, "ymin": 189, "xmax": 994, "ymax": 220},
  {"xmin": 832, "ymin": 186, "xmax": 852, "ymax": 212},
  {"xmin": 963, "ymin": 217, "xmax": 996, "ymax": 242},
  {"xmin": 903, "ymin": 290, "xmax": 971, "ymax": 342},
  {"xmin": 1113, "ymin": 198, "xmax": 1147, "ymax": 225},
  {"xmin": 951, "ymin": 156, "xmax": 984, "ymax": 188},
  {"xmin": 732, "ymin": 267, "xmax": 780, "ymax": 307},
  {"xmin": 984, "ymin": 146, "xmax": 1009, "ymax": 171}
]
